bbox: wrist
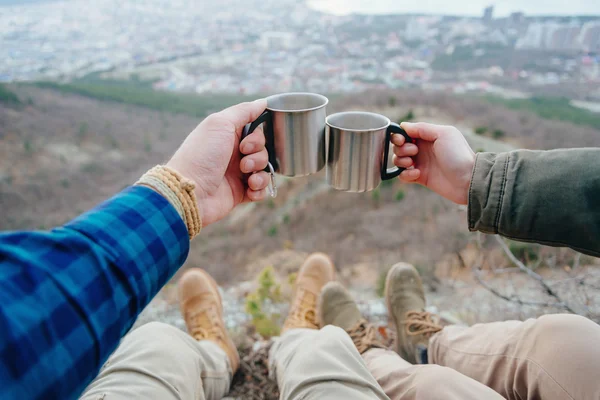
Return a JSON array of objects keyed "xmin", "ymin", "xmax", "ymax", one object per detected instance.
[
  {"xmin": 458, "ymin": 153, "xmax": 477, "ymax": 205},
  {"xmin": 136, "ymin": 165, "xmax": 202, "ymax": 239}
]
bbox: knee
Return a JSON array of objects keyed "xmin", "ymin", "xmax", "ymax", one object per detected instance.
[
  {"xmin": 530, "ymin": 314, "xmax": 598, "ymax": 343},
  {"xmin": 529, "ymin": 314, "xmax": 600, "ymax": 363},
  {"xmin": 123, "ymin": 322, "xmax": 187, "ymax": 357},
  {"xmin": 317, "ymin": 325, "xmax": 356, "ymax": 350},
  {"xmin": 414, "ymin": 365, "xmax": 465, "ymax": 392}
]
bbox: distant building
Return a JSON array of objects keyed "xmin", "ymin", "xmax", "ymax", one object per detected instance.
[
  {"xmin": 483, "ymin": 5, "xmax": 494, "ymax": 23},
  {"xmin": 509, "ymin": 12, "xmax": 525, "ymax": 25},
  {"xmin": 259, "ymin": 32, "xmax": 295, "ymax": 50},
  {"xmin": 517, "ymin": 22, "xmax": 581, "ymax": 50},
  {"xmin": 546, "ymin": 23, "xmax": 580, "ymax": 50},
  {"xmin": 404, "ymin": 17, "xmax": 440, "ymax": 42},
  {"xmin": 579, "ymin": 21, "xmax": 600, "ymax": 51}
]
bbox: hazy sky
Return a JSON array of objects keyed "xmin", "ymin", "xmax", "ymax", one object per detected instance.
[{"xmin": 308, "ymin": 0, "xmax": 600, "ymax": 17}]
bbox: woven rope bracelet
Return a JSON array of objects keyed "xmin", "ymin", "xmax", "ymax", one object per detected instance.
[{"xmin": 136, "ymin": 165, "xmax": 202, "ymax": 239}]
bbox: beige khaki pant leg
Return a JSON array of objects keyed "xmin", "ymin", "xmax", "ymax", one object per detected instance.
[
  {"xmin": 429, "ymin": 314, "xmax": 600, "ymax": 400},
  {"xmin": 269, "ymin": 326, "xmax": 390, "ymax": 400},
  {"xmin": 80, "ymin": 322, "xmax": 231, "ymax": 400},
  {"xmin": 363, "ymin": 348, "xmax": 505, "ymax": 399}
]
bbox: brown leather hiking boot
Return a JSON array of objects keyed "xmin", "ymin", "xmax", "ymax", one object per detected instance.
[
  {"xmin": 282, "ymin": 253, "xmax": 335, "ymax": 332},
  {"xmin": 318, "ymin": 281, "xmax": 385, "ymax": 354},
  {"xmin": 178, "ymin": 268, "xmax": 240, "ymax": 372},
  {"xmin": 385, "ymin": 263, "xmax": 442, "ymax": 364}
]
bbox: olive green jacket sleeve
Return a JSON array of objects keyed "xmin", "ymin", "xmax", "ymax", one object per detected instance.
[{"xmin": 468, "ymin": 149, "xmax": 600, "ymax": 257}]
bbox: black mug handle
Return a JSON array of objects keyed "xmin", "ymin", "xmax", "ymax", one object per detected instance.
[
  {"xmin": 241, "ymin": 109, "xmax": 278, "ymax": 172},
  {"xmin": 381, "ymin": 123, "xmax": 413, "ymax": 181}
]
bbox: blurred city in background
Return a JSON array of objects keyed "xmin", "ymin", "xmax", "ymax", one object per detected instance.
[{"xmin": 1, "ymin": 0, "xmax": 599, "ymax": 101}]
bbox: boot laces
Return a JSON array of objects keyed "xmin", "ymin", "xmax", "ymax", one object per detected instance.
[
  {"xmin": 188, "ymin": 308, "xmax": 224, "ymax": 342},
  {"xmin": 347, "ymin": 319, "xmax": 385, "ymax": 354},
  {"xmin": 286, "ymin": 288, "xmax": 318, "ymax": 328},
  {"xmin": 402, "ymin": 310, "xmax": 442, "ymax": 338}
]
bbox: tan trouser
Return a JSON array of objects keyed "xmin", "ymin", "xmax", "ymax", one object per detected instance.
[
  {"xmin": 269, "ymin": 326, "xmax": 390, "ymax": 400},
  {"xmin": 81, "ymin": 315, "xmax": 600, "ymax": 400},
  {"xmin": 80, "ymin": 322, "xmax": 232, "ymax": 400},
  {"xmin": 80, "ymin": 323, "xmax": 390, "ymax": 400},
  {"xmin": 365, "ymin": 314, "xmax": 600, "ymax": 400}
]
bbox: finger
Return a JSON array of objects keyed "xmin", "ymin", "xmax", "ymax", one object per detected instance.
[
  {"xmin": 216, "ymin": 98, "xmax": 268, "ymax": 132},
  {"xmin": 391, "ymin": 134, "xmax": 406, "ymax": 146},
  {"xmin": 400, "ymin": 122, "xmax": 452, "ymax": 142},
  {"xmin": 393, "ymin": 156, "xmax": 414, "ymax": 169},
  {"xmin": 393, "ymin": 143, "xmax": 419, "ymax": 157},
  {"xmin": 247, "ymin": 188, "xmax": 266, "ymax": 202},
  {"xmin": 248, "ymin": 171, "xmax": 270, "ymax": 191},
  {"xmin": 399, "ymin": 168, "xmax": 421, "ymax": 182},
  {"xmin": 240, "ymin": 124, "xmax": 266, "ymax": 155},
  {"xmin": 240, "ymin": 149, "xmax": 268, "ymax": 173}
]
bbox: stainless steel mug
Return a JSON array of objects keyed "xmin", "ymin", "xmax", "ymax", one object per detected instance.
[
  {"xmin": 242, "ymin": 93, "xmax": 329, "ymax": 179},
  {"xmin": 326, "ymin": 111, "xmax": 413, "ymax": 192}
]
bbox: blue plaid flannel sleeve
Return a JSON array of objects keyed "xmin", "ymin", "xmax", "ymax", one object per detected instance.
[{"xmin": 0, "ymin": 185, "xmax": 189, "ymax": 400}]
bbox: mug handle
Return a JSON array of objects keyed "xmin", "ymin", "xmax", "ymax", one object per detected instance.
[
  {"xmin": 242, "ymin": 109, "xmax": 278, "ymax": 172},
  {"xmin": 381, "ymin": 123, "xmax": 414, "ymax": 181}
]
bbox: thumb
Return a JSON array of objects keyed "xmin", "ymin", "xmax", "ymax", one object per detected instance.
[
  {"xmin": 215, "ymin": 98, "xmax": 268, "ymax": 133},
  {"xmin": 400, "ymin": 122, "xmax": 446, "ymax": 142}
]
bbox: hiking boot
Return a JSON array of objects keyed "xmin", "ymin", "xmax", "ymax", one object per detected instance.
[
  {"xmin": 385, "ymin": 263, "xmax": 442, "ymax": 364},
  {"xmin": 282, "ymin": 253, "xmax": 335, "ymax": 332},
  {"xmin": 179, "ymin": 268, "xmax": 240, "ymax": 373},
  {"xmin": 319, "ymin": 281, "xmax": 385, "ymax": 354}
]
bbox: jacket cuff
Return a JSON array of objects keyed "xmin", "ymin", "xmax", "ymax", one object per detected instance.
[{"xmin": 468, "ymin": 152, "xmax": 510, "ymax": 234}]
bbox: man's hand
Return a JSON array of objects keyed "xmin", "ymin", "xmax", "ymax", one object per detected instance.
[
  {"xmin": 392, "ymin": 122, "xmax": 476, "ymax": 205},
  {"xmin": 166, "ymin": 99, "xmax": 270, "ymax": 226}
]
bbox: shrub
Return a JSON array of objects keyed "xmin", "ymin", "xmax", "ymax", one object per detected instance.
[
  {"xmin": 380, "ymin": 179, "xmax": 394, "ymax": 188},
  {"xmin": 0, "ymin": 84, "xmax": 21, "ymax": 106},
  {"xmin": 388, "ymin": 96, "xmax": 397, "ymax": 107},
  {"xmin": 267, "ymin": 225, "xmax": 278, "ymax": 237},
  {"xmin": 474, "ymin": 126, "xmax": 487, "ymax": 135},
  {"xmin": 492, "ymin": 129, "xmax": 505, "ymax": 139},
  {"xmin": 376, "ymin": 268, "xmax": 389, "ymax": 298},
  {"xmin": 476, "ymin": 148, "xmax": 485, "ymax": 153},
  {"xmin": 283, "ymin": 214, "xmax": 290, "ymax": 224},
  {"xmin": 78, "ymin": 122, "xmax": 88, "ymax": 138},
  {"xmin": 508, "ymin": 240, "xmax": 539, "ymax": 263},
  {"xmin": 107, "ymin": 135, "xmax": 119, "ymax": 149},
  {"xmin": 399, "ymin": 109, "xmax": 415, "ymax": 123},
  {"xmin": 23, "ymin": 139, "xmax": 33, "ymax": 154},
  {"xmin": 371, "ymin": 188, "xmax": 381, "ymax": 203},
  {"xmin": 395, "ymin": 189, "xmax": 405, "ymax": 202},
  {"xmin": 244, "ymin": 266, "xmax": 284, "ymax": 338}
]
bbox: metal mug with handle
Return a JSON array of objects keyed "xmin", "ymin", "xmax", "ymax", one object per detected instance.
[
  {"xmin": 242, "ymin": 93, "xmax": 329, "ymax": 197},
  {"xmin": 326, "ymin": 111, "xmax": 413, "ymax": 193}
]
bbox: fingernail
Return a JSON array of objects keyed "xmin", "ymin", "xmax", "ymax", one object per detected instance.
[{"xmin": 245, "ymin": 159, "xmax": 255, "ymax": 171}]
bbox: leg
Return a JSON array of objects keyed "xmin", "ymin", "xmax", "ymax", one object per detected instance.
[
  {"xmin": 80, "ymin": 322, "xmax": 230, "ymax": 400},
  {"xmin": 83, "ymin": 268, "xmax": 240, "ymax": 400},
  {"xmin": 273, "ymin": 253, "xmax": 388, "ymax": 399},
  {"xmin": 363, "ymin": 348, "xmax": 504, "ymax": 400},
  {"xmin": 385, "ymin": 262, "xmax": 600, "ymax": 400},
  {"xmin": 270, "ymin": 327, "xmax": 389, "ymax": 400},
  {"xmin": 319, "ymin": 281, "xmax": 503, "ymax": 400},
  {"xmin": 429, "ymin": 314, "xmax": 600, "ymax": 400}
]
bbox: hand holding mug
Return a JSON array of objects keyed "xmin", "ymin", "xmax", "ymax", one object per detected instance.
[
  {"xmin": 392, "ymin": 122, "xmax": 476, "ymax": 205},
  {"xmin": 166, "ymin": 99, "xmax": 271, "ymax": 226}
]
